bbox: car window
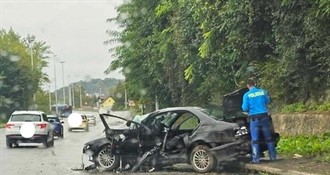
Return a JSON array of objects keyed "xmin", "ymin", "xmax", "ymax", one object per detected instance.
[
  {"xmin": 42, "ymin": 114, "xmax": 48, "ymax": 122},
  {"xmin": 171, "ymin": 112, "xmax": 198, "ymax": 130},
  {"xmin": 179, "ymin": 116, "xmax": 199, "ymax": 130},
  {"xmin": 10, "ymin": 114, "xmax": 41, "ymax": 122}
]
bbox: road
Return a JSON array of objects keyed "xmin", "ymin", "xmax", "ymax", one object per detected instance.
[{"xmin": 0, "ymin": 111, "xmax": 254, "ymax": 175}]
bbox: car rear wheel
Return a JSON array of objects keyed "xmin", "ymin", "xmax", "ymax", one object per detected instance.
[
  {"xmin": 60, "ymin": 127, "xmax": 64, "ymax": 138},
  {"xmin": 43, "ymin": 134, "xmax": 54, "ymax": 148},
  {"xmin": 190, "ymin": 145, "xmax": 217, "ymax": 173},
  {"xmin": 6, "ymin": 138, "xmax": 13, "ymax": 148},
  {"xmin": 93, "ymin": 145, "xmax": 119, "ymax": 171}
]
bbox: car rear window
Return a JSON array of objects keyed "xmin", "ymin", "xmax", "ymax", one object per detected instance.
[
  {"xmin": 10, "ymin": 114, "xmax": 41, "ymax": 122},
  {"xmin": 48, "ymin": 117, "xmax": 60, "ymax": 122}
]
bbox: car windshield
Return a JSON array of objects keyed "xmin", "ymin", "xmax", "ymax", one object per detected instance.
[{"xmin": 11, "ymin": 114, "xmax": 41, "ymax": 122}]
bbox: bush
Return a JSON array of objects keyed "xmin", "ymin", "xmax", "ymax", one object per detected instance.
[
  {"xmin": 280, "ymin": 102, "xmax": 330, "ymax": 113},
  {"xmin": 277, "ymin": 133, "xmax": 330, "ymax": 160},
  {"xmin": 281, "ymin": 102, "xmax": 307, "ymax": 113}
]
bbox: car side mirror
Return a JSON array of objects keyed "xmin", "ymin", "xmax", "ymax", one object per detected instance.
[
  {"xmin": 61, "ymin": 121, "xmax": 64, "ymax": 124},
  {"xmin": 126, "ymin": 121, "xmax": 132, "ymax": 127}
]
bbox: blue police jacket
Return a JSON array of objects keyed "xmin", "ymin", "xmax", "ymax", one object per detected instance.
[{"xmin": 242, "ymin": 86, "xmax": 270, "ymax": 116}]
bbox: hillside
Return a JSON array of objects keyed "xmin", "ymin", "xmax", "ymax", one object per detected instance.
[{"xmin": 56, "ymin": 78, "xmax": 122, "ymax": 98}]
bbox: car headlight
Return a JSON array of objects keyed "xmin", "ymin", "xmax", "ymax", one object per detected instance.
[{"xmin": 83, "ymin": 145, "xmax": 90, "ymax": 153}]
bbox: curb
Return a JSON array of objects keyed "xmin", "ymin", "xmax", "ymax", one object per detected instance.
[{"xmin": 242, "ymin": 163, "xmax": 323, "ymax": 175}]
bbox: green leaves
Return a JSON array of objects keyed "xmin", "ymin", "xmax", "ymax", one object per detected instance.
[
  {"xmin": 105, "ymin": 0, "xmax": 330, "ymax": 112},
  {"xmin": 277, "ymin": 134, "xmax": 330, "ymax": 159},
  {"xmin": 0, "ymin": 29, "xmax": 51, "ymax": 117}
]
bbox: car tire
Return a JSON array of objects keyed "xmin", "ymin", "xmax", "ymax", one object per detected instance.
[
  {"xmin": 68, "ymin": 128, "xmax": 72, "ymax": 132},
  {"xmin": 6, "ymin": 138, "xmax": 13, "ymax": 148},
  {"xmin": 190, "ymin": 145, "xmax": 217, "ymax": 173},
  {"xmin": 60, "ymin": 127, "xmax": 64, "ymax": 138},
  {"xmin": 43, "ymin": 134, "xmax": 50, "ymax": 148},
  {"xmin": 49, "ymin": 134, "xmax": 55, "ymax": 147},
  {"xmin": 93, "ymin": 145, "xmax": 119, "ymax": 171}
]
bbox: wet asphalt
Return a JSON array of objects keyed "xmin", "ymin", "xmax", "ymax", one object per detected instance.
[{"xmin": 0, "ymin": 110, "xmax": 261, "ymax": 175}]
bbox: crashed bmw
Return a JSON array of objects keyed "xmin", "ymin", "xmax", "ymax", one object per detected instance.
[{"xmin": 82, "ymin": 88, "xmax": 279, "ymax": 173}]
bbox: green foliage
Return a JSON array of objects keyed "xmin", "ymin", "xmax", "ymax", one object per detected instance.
[
  {"xmin": 0, "ymin": 29, "xmax": 51, "ymax": 118},
  {"xmin": 281, "ymin": 102, "xmax": 307, "ymax": 113},
  {"xmin": 105, "ymin": 0, "xmax": 330, "ymax": 110},
  {"xmin": 277, "ymin": 134, "xmax": 330, "ymax": 159},
  {"xmin": 281, "ymin": 102, "xmax": 330, "ymax": 113}
]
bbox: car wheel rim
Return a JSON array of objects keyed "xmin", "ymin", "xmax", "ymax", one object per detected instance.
[
  {"xmin": 193, "ymin": 150, "xmax": 210, "ymax": 171},
  {"xmin": 97, "ymin": 148, "xmax": 116, "ymax": 168}
]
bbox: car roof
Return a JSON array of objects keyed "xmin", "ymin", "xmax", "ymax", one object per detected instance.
[
  {"xmin": 12, "ymin": 111, "xmax": 45, "ymax": 115},
  {"xmin": 147, "ymin": 106, "xmax": 217, "ymax": 123}
]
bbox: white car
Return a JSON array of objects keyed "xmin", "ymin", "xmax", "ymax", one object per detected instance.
[
  {"xmin": 85, "ymin": 114, "xmax": 96, "ymax": 126},
  {"xmin": 5, "ymin": 111, "xmax": 55, "ymax": 148}
]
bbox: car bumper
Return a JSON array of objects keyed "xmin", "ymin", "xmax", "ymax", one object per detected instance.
[{"xmin": 6, "ymin": 134, "xmax": 46, "ymax": 143}]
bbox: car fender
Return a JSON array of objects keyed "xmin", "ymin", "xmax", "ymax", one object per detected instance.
[{"xmin": 83, "ymin": 137, "xmax": 112, "ymax": 154}]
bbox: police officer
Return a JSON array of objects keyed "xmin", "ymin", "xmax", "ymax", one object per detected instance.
[{"xmin": 242, "ymin": 79, "xmax": 276, "ymax": 163}]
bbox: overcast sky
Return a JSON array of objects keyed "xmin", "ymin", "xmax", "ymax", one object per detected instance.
[{"xmin": 1, "ymin": 0, "xmax": 125, "ymax": 91}]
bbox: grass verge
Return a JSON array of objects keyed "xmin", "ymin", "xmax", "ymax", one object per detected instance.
[
  {"xmin": 0, "ymin": 122, "xmax": 6, "ymax": 128},
  {"xmin": 277, "ymin": 133, "xmax": 330, "ymax": 162}
]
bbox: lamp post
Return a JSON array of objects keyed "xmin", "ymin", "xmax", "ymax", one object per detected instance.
[
  {"xmin": 60, "ymin": 61, "xmax": 66, "ymax": 104},
  {"xmin": 68, "ymin": 75, "xmax": 72, "ymax": 106}
]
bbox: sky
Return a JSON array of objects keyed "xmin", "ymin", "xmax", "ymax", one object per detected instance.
[{"xmin": 1, "ymin": 0, "xmax": 125, "ymax": 91}]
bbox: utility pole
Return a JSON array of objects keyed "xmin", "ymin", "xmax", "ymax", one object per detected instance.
[
  {"xmin": 155, "ymin": 95, "xmax": 159, "ymax": 110},
  {"xmin": 72, "ymin": 84, "xmax": 75, "ymax": 108},
  {"xmin": 68, "ymin": 75, "xmax": 72, "ymax": 106},
  {"xmin": 60, "ymin": 61, "xmax": 66, "ymax": 104},
  {"xmin": 29, "ymin": 36, "xmax": 36, "ymax": 110},
  {"xmin": 124, "ymin": 88, "xmax": 128, "ymax": 109},
  {"xmin": 79, "ymin": 86, "xmax": 82, "ymax": 108},
  {"xmin": 48, "ymin": 85, "xmax": 52, "ymax": 111},
  {"xmin": 53, "ymin": 56, "xmax": 58, "ymax": 116}
]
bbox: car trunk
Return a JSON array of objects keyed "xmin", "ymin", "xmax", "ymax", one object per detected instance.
[{"xmin": 222, "ymin": 87, "xmax": 249, "ymax": 116}]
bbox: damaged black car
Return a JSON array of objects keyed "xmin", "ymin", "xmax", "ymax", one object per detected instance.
[{"xmin": 82, "ymin": 88, "xmax": 280, "ymax": 173}]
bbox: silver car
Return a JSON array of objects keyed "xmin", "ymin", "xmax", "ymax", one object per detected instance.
[{"xmin": 5, "ymin": 111, "xmax": 55, "ymax": 148}]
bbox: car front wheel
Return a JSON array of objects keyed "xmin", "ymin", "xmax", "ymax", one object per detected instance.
[
  {"xmin": 190, "ymin": 145, "xmax": 217, "ymax": 173},
  {"xmin": 93, "ymin": 145, "xmax": 119, "ymax": 171}
]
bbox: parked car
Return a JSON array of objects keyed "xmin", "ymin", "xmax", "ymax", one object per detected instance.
[
  {"xmin": 82, "ymin": 88, "xmax": 280, "ymax": 173},
  {"xmin": 5, "ymin": 111, "xmax": 55, "ymax": 148},
  {"xmin": 68, "ymin": 114, "xmax": 89, "ymax": 132},
  {"xmin": 85, "ymin": 114, "xmax": 96, "ymax": 126},
  {"xmin": 47, "ymin": 115, "xmax": 64, "ymax": 138}
]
